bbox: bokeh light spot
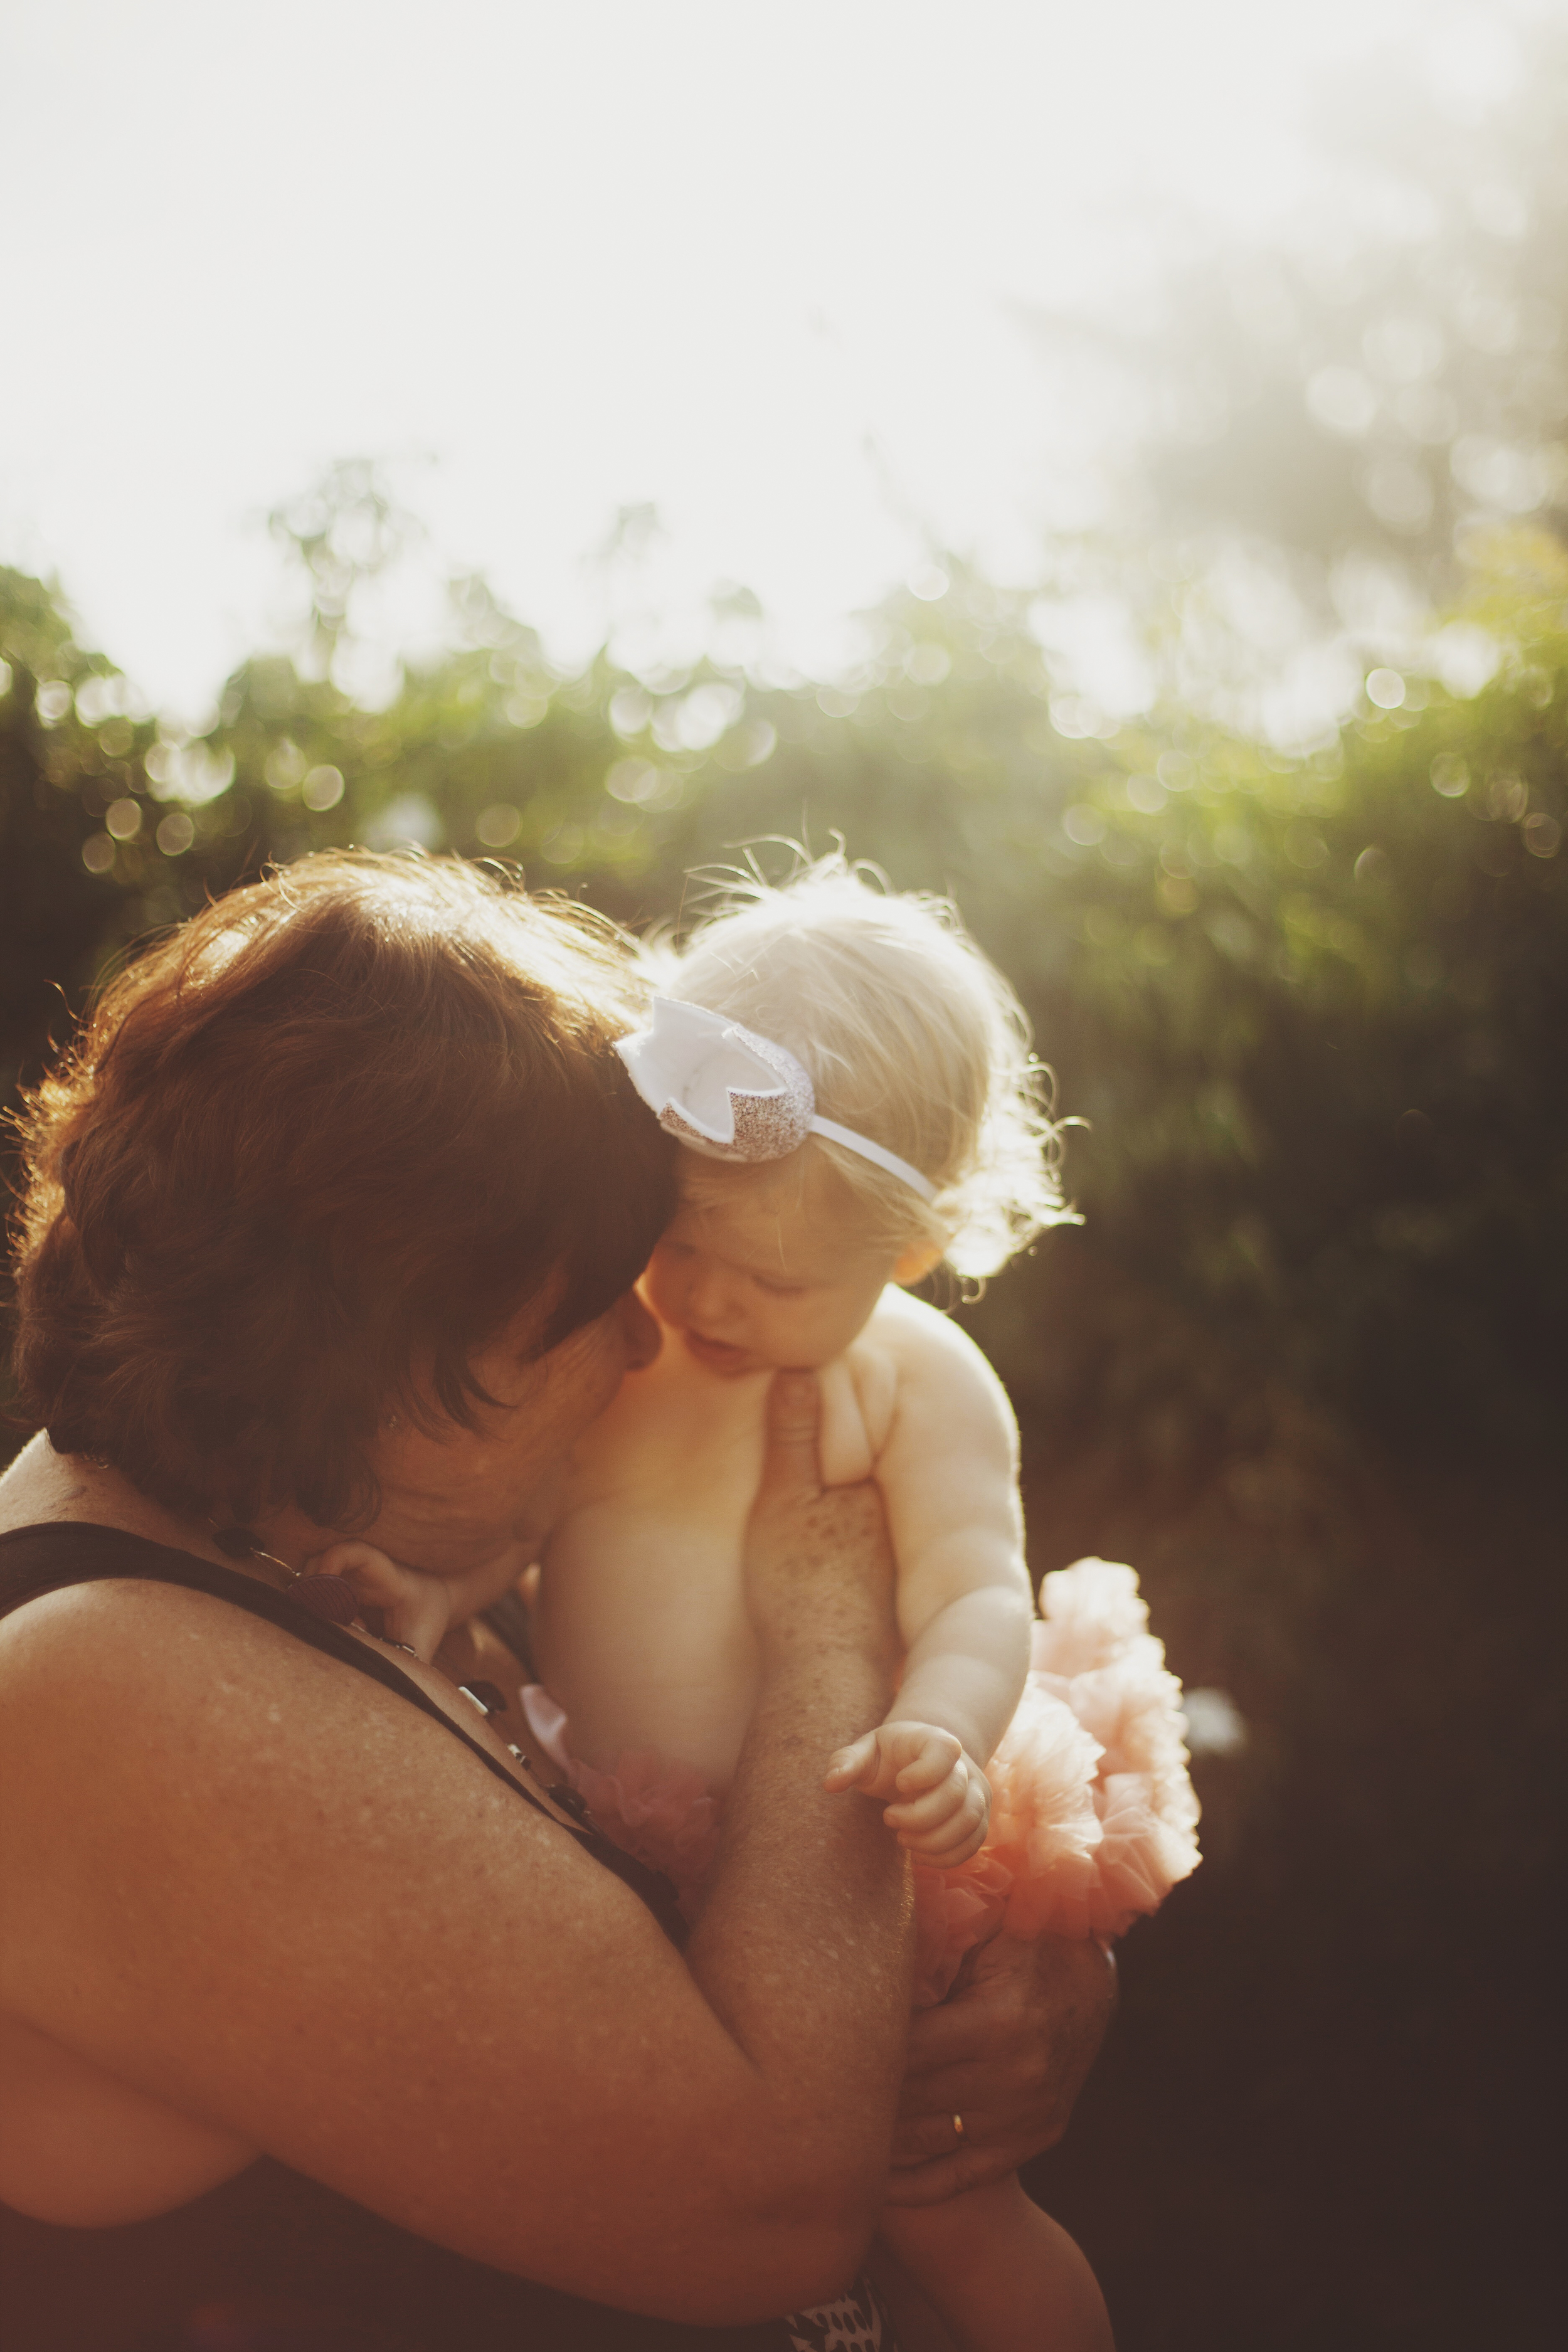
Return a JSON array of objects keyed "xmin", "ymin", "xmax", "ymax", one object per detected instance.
[
  {"xmin": 363, "ymin": 793, "xmax": 442, "ymax": 850},
  {"xmin": 905, "ymin": 644, "xmax": 951, "ymax": 686},
  {"xmin": 1181, "ymin": 1688, "xmax": 1248, "ymax": 1758},
  {"xmin": 716, "ymin": 719, "xmax": 776, "ymax": 772},
  {"xmin": 144, "ymin": 739, "xmax": 236, "ymax": 803},
  {"xmin": 672, "ymin": 682, "xmax": 743, "ymax": 749},
  {"xmin": 302, "ymin": 765, "xmax": 345, "ymax": 812},
  {"xmin": 475, "ymin": 803, "xmax": 522, "ymax": 847},
  {"xmin": 265, "ymin": 741, "xmax": 307, "ymax": 792},
  {"xmin": 609, "ymin": 687, "xmax": 652, "ymax": 739},
  {"xmin": 1428, "ymin": 625, "xmax": 1501, "ymax": 699},
  {"xmin": 156, "ymin": 812, "xmax": 196, "ymax": 856},
  {"xmin": 606, "ymin": 758, "xmax": 660, "ymax": 805}
]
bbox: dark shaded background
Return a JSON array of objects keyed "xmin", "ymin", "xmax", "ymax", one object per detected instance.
[{"xmin": 4, "ymin": 24, "xmax": 1565, "ymax": 2349}]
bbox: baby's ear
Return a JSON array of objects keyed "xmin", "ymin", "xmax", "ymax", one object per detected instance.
[{"xmin": 892, "ymin": 1238, "xmax": 945, "ymax": 1285}]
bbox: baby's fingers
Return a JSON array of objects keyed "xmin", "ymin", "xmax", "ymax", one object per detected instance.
[
  {"xmin": 882, "ymin": 1761, "xmax": 971, "ymax": 1837},
  {"xmin": 893, "ymin": 1728, "xmax": 964, "ymax": 1794},
  {"xmin": 900, "ymin": 1809, "xmax": 991, "ymax": 1867},
  {"xmin": 886, "ymin": 1768, "xmax": 992, "ymax": 1865},
  {"xmin": 824, "ymin": 1732, "xmax": 881, "ymax": 1791}
]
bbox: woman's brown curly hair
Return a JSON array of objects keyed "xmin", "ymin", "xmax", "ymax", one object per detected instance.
[{"xmin": 8, "ymin": 850, "xmax": 675, "ymax": 1528}]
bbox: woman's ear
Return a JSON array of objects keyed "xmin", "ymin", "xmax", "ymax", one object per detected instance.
[{"xmin": 891, "ymin": 1238, "xmax": 945, "ymax": 1285}]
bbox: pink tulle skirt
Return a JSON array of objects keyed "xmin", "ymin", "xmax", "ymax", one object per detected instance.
[{"xmin": 523, "ymin": 1558, "xmax": 1201, "ymax": 2010}]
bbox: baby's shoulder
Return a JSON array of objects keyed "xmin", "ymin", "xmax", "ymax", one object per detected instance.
[
  {"xmin": 856, "ymin": 1288, "xmax": 1017, "ymax": 1446},
  {"xmin": 864, "ymin": 1285, "xmax": 1008, "ymax": 1388}
]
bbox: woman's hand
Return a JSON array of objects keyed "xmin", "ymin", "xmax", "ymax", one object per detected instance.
[
  {"xmin": 742, "ymin": 1371, "xmax": 899, "ymax": 1670},
  {"xmin": 882, "ymin": 1932, "xmax": 1117, "ymax": 2205},
  {"xmin": 824, "ymin": 1724, "xmax": 992, "ymax": 1867}
]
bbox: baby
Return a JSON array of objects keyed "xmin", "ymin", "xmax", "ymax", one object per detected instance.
[{"xmin": 331, "ymin": 862, "xmax": 1199, "ymax": 2352}]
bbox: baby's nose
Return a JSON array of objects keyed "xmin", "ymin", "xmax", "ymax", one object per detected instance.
[{"xmin": 686, "ymin": 1263, "xmax": 741, "ymax": 1331}]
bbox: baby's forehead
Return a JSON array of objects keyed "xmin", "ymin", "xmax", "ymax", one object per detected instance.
[{"xmin": 674, "ymin": 1160, "xmax": 874, "ymax": 1279}]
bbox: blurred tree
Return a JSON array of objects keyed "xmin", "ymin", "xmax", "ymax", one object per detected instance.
[
  {"xmin": 0, "ymin": 569, "xmax": 245, "ymax": 1101},
  {"xmin": 8, "ymin": 499, "xmax": 1562, "ymax": 1454},
  {"xmin": 267, "ymin": 457, "xmax": 427, "ymax": 684},
  {"xmin": 1021, "ymin": 9, "xmax": 1568, "ymax": 737}
]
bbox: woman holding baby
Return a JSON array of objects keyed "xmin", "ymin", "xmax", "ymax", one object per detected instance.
[{"xmin": 0, "ymin": 852, "xmax": 1118, "ymax": 2352}]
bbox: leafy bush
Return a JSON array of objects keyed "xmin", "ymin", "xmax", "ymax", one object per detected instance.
[{"xmin": 4, "ymin": 531, "xmax": 1564, "ymax": 1453}]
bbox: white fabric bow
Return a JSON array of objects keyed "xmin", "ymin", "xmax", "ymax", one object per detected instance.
[{"xmin": 615, "ymin": 998, "xmax": 936, "ymax": 1199}]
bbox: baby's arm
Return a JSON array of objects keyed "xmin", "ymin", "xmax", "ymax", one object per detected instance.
[{"xmin": 824, "ymin": 1302, "xmax": 1034, "ymax": 1868}]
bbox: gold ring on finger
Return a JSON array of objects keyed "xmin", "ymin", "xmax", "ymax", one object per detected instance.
[{"xmin": 951, "ymin": 2112, "xmax": 968, "ymax": 2144}]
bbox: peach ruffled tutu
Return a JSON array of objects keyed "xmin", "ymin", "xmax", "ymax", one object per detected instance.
[{"xmin": 522, "ymin": 1558, "xmax": 1200, "ymax": 2008}]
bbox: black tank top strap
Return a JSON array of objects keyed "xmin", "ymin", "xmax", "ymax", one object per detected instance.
[{"xmin": 0, "ymin": 1522, "xmax": 687, "ymax": 1949}]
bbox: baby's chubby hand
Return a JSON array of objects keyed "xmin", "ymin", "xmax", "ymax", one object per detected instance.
[
  {"xmin": 824, "ymin": 1720, "xmax": 992, "ymax": 1868},
  {"xmin": 309, "ymin": 1539, "xmax": 456, "ymax": 1663}
]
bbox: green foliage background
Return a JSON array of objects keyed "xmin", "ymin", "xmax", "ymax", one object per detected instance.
[{"xmin": 6, "ymin": 519, "xmax": 1565, "ymax": 1453}]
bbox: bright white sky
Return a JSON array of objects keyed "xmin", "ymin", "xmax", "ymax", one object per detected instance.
[{"xmin": 0, "ymin": 0, "xmax": 1532, "ymax": 717}]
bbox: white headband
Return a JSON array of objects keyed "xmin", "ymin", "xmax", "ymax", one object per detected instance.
[{"xmin": 615, "ymin": 998, "xmax": 938, "ymax": 1203}]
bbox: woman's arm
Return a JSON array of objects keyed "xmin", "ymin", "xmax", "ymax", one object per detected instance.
[
  {"xmin": 0, "ymin": 1379, "xmax": 911, "ymax": 2325},
  {"xmin": 686, "ymin": 1373, "xmax": 911, "ymax": 2121}
]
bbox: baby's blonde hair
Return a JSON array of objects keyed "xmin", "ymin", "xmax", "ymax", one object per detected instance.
[{"xmin": 649, "ymin": 856, "xmax": 1071, "ymax": 1279}]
